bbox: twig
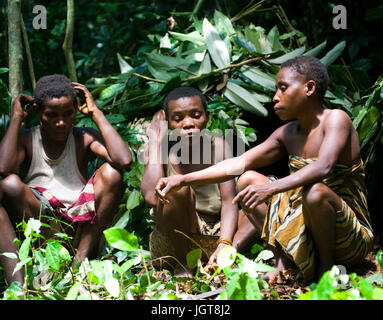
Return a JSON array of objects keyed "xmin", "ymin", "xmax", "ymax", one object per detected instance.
[
  {"xmin": 183, "ymin": 55, "xmax": 270, "ymax": 82},
  {"xmin": 174, "ymin": 229, "xmax": 210, "ymax": 260},
  {"xmin": 132, "ymin": 72, "xmax": 166, "ymax": 83},
  {"xmin": 140, "ymin": 245, "xmax": 151, "ymax": 287}
]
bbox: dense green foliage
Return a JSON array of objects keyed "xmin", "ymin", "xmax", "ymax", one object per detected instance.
[{"xmin": 0, "ymin": 0, "xmax": 383, "ymax": 300}]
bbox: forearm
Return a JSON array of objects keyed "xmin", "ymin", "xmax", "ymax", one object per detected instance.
[
  {"xmin": 269, "ymin": 160, "xmax": 333, "ymax": 195},
  {"xmin": 0, "ymin": 115, "xmax": 23, "ymax": 175},
  {"xmin": 92, "ymin": 110, "xmax": 132, "ymax": 168},
  {"xmin": 219, "ymin": 203, "xmax": 238, "ymax": 242},
  {"xmin": 182, "ymin": 155, "xmax": 246, "ymax": 187},
  {"xmin": 141, "ymin": 141, "xmax": 165, "ymax": 206}
]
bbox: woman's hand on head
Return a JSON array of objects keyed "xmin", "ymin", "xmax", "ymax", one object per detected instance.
[
  {"xmin": 12, "ymin": 94, "xmax": 34, "ymax": 121},
  {"xmin": 72, "ymin": 82, "xmax": 99, "ymax": 117}
]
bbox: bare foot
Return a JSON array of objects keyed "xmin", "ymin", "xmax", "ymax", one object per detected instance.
[{"xmin": 262, "ymin": 251, "xmax": 293, "ymax": 285}]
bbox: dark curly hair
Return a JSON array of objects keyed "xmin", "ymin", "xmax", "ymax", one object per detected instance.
[
  {"xmin": 163, "ymin": 86, "xmax": 207, "ymax": 116},
  {"xmin": 281, "ymin": 56, "xmax": 329, "ymax": 100},
  {"xmin": 34, "ymin": 74, "xmax": 77, "ymax": 109}
]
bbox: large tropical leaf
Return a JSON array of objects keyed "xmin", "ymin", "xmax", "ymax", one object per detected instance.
[
  {"xmin": 320, "ymin": 41, "xmax": 346, "ymax": 66},
  {"xmin": 224, "ymin": 81, "xmax": 268, "ymax": 116},
  {"xmin": 202, "ymin": 18, "xmax": 230, "ymax": 69},
  {"xmin": 241, "ymin": 66, "xmax": 276, "ymax": 91},
  {"xmin": 267, "ymin": 46, "xmax": 306, "ymax": 64}
]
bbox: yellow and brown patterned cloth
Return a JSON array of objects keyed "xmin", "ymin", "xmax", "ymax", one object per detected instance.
[{"xmin": 262, "ymin": 155, "xmax": 374, "ymax": 281}]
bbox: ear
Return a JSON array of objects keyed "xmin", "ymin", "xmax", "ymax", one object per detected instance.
[{"xmin": 305, "ymin": 80, "xmax": 316, "ymax": 97}]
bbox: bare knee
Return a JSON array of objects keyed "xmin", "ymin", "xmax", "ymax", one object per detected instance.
[
  {"xmin": 237, "ymin": 170, "xmax": 269, "ymax": 191},
  {"xmin": 302, "ymin": 182, "xmax": 341, "ymax": 213},
  {"xmin": 96, "ymin": 163, "xmax": 123, "ymax": 189},
  {"xmin": 0, "ymin": 174, "xmax": 24, "ymax": 199}
]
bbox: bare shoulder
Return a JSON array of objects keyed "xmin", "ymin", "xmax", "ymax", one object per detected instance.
[
  {"xmin": 323, "ymin": 109, "xmax": 353, "ymax": 128},
  {"xmin": 273, "ymin": 120, "xmax": 298, "ymax": 142}
]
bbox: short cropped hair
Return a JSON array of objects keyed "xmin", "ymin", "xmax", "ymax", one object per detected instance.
[
  {"xmin": 34, "ymin": 74, "xmax": 77, "ymax": 109},
  {"xmin": 163, "ymin": 86, "xmax": 207, "ymax": 116},
  {"xmin": 281, "ymin": 56, "xmax": 329, "ymax": 100}
]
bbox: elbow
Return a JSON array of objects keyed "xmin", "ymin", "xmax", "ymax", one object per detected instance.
[
  {"xmin": 113, "ymin": 152, "xmax": 133, "ymax": 170},
  {"xmin": 140, "ymin": 186, "xmax": 158, "ymax": 208},
  {"xmin": 319, "ymin": 161, "xmax": 335, "ymax": 178},
  {"xmin": 142, "ymin": 191, "xmax": 158, "ymax": 208}
]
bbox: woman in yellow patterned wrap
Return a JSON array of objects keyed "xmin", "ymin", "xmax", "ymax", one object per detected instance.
[{"xmin": 155, "ymin": 56, "xmax": 374, "ymax": 282}]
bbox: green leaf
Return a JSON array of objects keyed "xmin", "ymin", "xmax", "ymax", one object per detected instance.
[
  {"xmin": 267, "ymin": 26, "xmax": 281, "ymax": 51},
  {"xmin": 104, "ymin": 227, "xmax": 138, "ymax": 251},
  {"xmin": 168, "ymin": 30, "xmax": 205, "ymax": 46},
  {"xmin": 105, "ymin": 113, "xmax": 126, "ymax": 124},
  {"xmin": 214, "ymin": 10, "xmax": 235, "ymax": 35},
  {"xmin": 234, "ymin": 36, "xmax": 257, "ymax": 53},
  {"xmin": 202, "ymin": 18, "xmax": 230, "ymax": 69},
  {"xmin": 255, "ymin": 250, "xmax": 274, "ymax": 262},
  {"xmin": 186, "ymin": 248, "xmax": 202, "ymax": 268},
  {"xmin": 0, "ymin": 67, "xmax": 9, "ymax": 74},
  {"xmin": 365, "ymin": 273, "xmax": 383, "ymax": 286},
  {"xmin": 19, "ymin": 238, "xmax": 31, "ymax": 262},
  {"xmin": 1, "ymin": 252, "xmax": 18, "ymax": 260},
  {"xmin": 224, "ymin": 81, "xmax": 268, "ymax": 116},
  {"xmin": 126, "ymin": 189, "xmax": 142, "ymax": 210},
  {"xmin": 66, "ymin": 283, "xmax": 81, "ymax": 300},
  {"xmin": 241, "ymin": 66, "xmax": 276, "ymax": 91},
  {"xmin": 24, "ymin": 218, "xmax": 42, "ymax": 238},
  {"xmin": 303, "ymin": 41, "xmax": 327, "ymax": 57},
  {"xmin": 267, "ymin": 46, "xmax": 306, "ymax": 64},
  {"xmin": 357, "ymin": 106, "xmax": 381, "ymax": 142},
  {"xmin": 117, "ymin": 53, "xmax": 133, "ymax": 74},
  {"xmin": 217, "ymin": 245, "xmax": 237, "ymax": 270},
  {"xmin": 320, "ymin": 41, "xmax": 346, "ymax": 66},
  {"xmin": 99, "ymin": 83, "xmax": 125, "ymax": 100},
  {"xmin": 45, "ymin": 240, "xmax": 62, "ymax": 271},
  {"xmin": 144, "ymin": 52, "xmax": 192, "ymax": 81}
]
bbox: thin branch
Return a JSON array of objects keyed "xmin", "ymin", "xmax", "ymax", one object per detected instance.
[{"xmin": 62, "ymin": 0, "xmax": 78, "ymax": 82}]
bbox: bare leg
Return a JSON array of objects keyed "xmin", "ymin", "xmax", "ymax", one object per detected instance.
[
  {"xmin": 156, "ymin": 185, "xmax": 198, "ymax": 276},
  {"xmin": 0, "ymin": 174, "xmax": 43, "ymax": 285},
  {"xmin": 233, "ymin": 170, "xmax": 270, "ymax": 251},
  {"xmin": 74, "ymin": 163, "xmax": 124, "ymax": 263},
  {"xmin": 235, "ymin": 171, "xmax": 293, "ymax": 282},
  {"xmin": 302, "ymin": 182, "xmax": 342, "ymax": 279}
]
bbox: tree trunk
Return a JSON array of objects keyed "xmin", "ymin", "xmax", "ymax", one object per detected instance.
[
  {"xmin": 7, "ymin": 0, "xmax": 23, "ymax": 103},
  {"xmin": 62, "ymin": 0, "xmax": 78, "ymax": 82}
]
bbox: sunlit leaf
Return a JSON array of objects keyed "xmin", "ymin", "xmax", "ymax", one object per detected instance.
[
  {"xmin": 224, "ymin": 81, "xmax": 268, "ymax": 116},
  {"xmin": 186, "ymin": 248, "xmax": 202, "ymax": 268},
  {"xmin": 202, "ymin": 18, "xmax": 230, "ymax": 69},
  {"xmin": 104, "ymin": 227, "xmax": 139, "ymax": 251}
]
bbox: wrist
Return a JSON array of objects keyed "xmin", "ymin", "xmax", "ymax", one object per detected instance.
[{"xmin": 90, "ymin": 108, "xmax": 104, "ymax": 122}]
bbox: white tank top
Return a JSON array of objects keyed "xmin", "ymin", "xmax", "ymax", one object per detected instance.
[{"xmin": 24, "ymin": 126, "xmax": 87, "ymax": 207}]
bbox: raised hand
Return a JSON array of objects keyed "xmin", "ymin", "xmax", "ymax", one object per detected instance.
[
  {"xmin": 72, "ymin": 82, "xmax": 99, "ymax": 117},
  {"xmin": 12, "ymin": 94, "xmax": 34, "ymax": 121}
]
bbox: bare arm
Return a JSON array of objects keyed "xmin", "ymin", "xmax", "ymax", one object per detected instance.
[
  {"xmin": 140, "ymin": 110, "xmax": 167, "ymax": 207},
  {"xmin": 0, "ymin": 94, "xmax": 33, "ymax": 176},
  {"xmin": 72, "ymin": 82, "xmax": 132, "ymax": 169},
  {"xmin": 155, "ymin": 126, "xmax": 287, "ymax": 201},
  {"xmin": 233, "ymin": 110, "xmax": 354, "ymax": 208},
  {"xmin": 268, "ymin": 110, "xmax": 352, "ymax": 194}
]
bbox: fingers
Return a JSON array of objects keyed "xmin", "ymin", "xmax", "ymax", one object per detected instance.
[
  {"xmin": 232, "ymin": 189, "xmax": 245, "ymax": 205},
  {"xmin": 155, "ymin": 179, "xmax": 170, "ymax": 204}
]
